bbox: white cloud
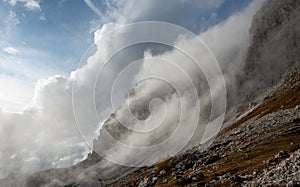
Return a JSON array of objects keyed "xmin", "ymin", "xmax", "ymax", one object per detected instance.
[
  {"xmin": 91, "ymin": 0, "xmax": 264, "ymax": 166},
  {"xmin": 6, "ymin": 0, "xmax": 41, "ymax": 11},
  {"xmin": 24, "ymin": 0, "xmax": 40, "ymax": 10},
  {"xmin": 2, "ymin": 46, "xmax": 20, "ymax": 55},
  {"xmin": 0, "ymin": 75, "xmax": 90, "ymax": 179},
  {"xmin": 6, "ymin": 0, "xmax": 17, "ymax": 6},
  {"xmin": 8, "ymin": 11, "xmax": 19, "ymax": 25},
  {"xmin": 0, "ymin": 74, "xmax": 33, "ymax": 113},
  {"xmin": 84, "ymin": 0, "xmax": 103, "ymax": 17},
  {"xmin": 58, "ymin": 0, "xmax": 69, "ymax": 8},
  {"xmin": 39, "ymin": 15, "xmax": 46, "ymax": 21}
]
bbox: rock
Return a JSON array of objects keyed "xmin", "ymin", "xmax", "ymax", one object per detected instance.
[
  {"xmin": 138, "ymin": 177, "xmax": 148, "ymax": 187},
  {"xmin": 151, "ymin": 168, "xmax": 157, "ymax": 174},
  {"xmin": 222, "ymin": 173, "xmax": 232, "ymax": 179},
  {"xmin": 275, "ymin": 150, "xmax": 290, "ymax": 159},
  {"xmin": 237, "ymin": 0, "xmax": 300, "ymax": 101},
  {"xmin": 152, "ymin": 176, "xmax": 158, "ymax": 183},
  {"xmin": 286, "ymin": 180, "xmax": 299, "ymax": 187},
  {"xmin": 175, "ymin": 163, "xmax": 181, "ymax": 169},
  {"xmin": 245, "ymin": 149, "xmax": 300, "ymax": 186},
  {"xmin": 159, "ymin": 170, "xmax": 166, "ymax": 175},
  {"xmin": 192, "ymin": 163, "xmax": 197, "ymax": 170},
  {"xmin": 266, "ymin": 158, "xmax": 276, "ymax": 165}
]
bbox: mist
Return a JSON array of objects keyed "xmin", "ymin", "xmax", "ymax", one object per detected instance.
[{"xmin": 92, "ymin": 0, "xmax": 264, "ymax": 168}]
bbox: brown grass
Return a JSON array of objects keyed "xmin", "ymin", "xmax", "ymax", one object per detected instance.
[
  {"xmin": 210, "ymin": 133, "xmax": 300, "ymax": 176},
  {"xmin": 155, "ymin": 155, "xmax": 172, "ymax": 172},
  {"xmin": 222, "ymin": 81, "xmax": 300, "ymax": 134}
]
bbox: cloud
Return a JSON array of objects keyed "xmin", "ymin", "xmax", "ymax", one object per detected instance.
[
  {"xmin": 84, "ymin": 0, "xmax": 103, "ymax": 17},
  {"xmin": 92, "ymin": 0, "xmax": 264, "ymax": 166},
  {"xmin": 2, "ymin": 46, "xmax": 20, "ymax": 55},
  {"xmin": 98, "ymin": 0, "xmax": 226, "ymax": 31},
  {"xmin": 8, "ymin": 11, "xmax": 19, "ymax": 25},
  {"xmin": 0, "ymin": 74, "xmax": 33, "ymax": 113},
  {"xmin": 0, "ymin": 0, "xmax": 264, "ymax": 180},
  {"xmin": 0, "ymin": 75, "xmax": 90, "ymax": 179},
  {"xmin": 39, "ymin": 15, "xmax": 46, "ymax": 21},
  {"xmin": 5, "ymin": 0, "xmax": 41, "ymax": 11},
  {"xmin": 24, "ymin": 0, "xmax": 40, "ymax": 10}
]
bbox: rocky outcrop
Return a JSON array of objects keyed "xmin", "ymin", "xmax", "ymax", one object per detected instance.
[{"xmin": 238, "ymin": 0, "xmax": 300, "ymax": 100}]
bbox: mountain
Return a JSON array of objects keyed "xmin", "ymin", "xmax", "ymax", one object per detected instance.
[
  {"xmin": 238, "ymin": 0, "xmax": 300, "ymax": 99},
  {"xmin": 1, "ymin": 0, "xmax": 300, "ymax": 186}
]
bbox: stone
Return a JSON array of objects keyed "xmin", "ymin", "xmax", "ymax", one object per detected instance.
[
  {"xmin": 159, "ymin": 170, "xmax": 166, "ymax": 175},
  {"xmin": 286, "ymin": 180, "xmax": 299, "ymax": 187},
  {"xmin": 275, "ymin": 150, "xmax": 290, "ymax": 159},
  {"xmin": 152, "ymin": 176, "xmax": 158, "ymax": 183},
  {"xmin": 175, "ymin": 163, "xmax": 182, "ymax": 169},
  {"xmin": 222, "ymin": 173, "xmax": 231, "ymax": 179},
  {"xmin": 138, "ymin": 177, "xmax": 148, "ymax": 187},
  {"xmin": 266, "ymin": 158, "xmax": 276, "ymax": 165}
]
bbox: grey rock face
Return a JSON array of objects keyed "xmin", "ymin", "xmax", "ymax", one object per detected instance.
[{"xmin": 238, "ymin": 0, "xmax": 300, "ymax": 100}]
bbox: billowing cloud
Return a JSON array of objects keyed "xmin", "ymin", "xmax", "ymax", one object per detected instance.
[
  {"xmin": 91, "ymin": 0, "xmax": 264, "ymax": 166},
  {"xmin": 0, "ymin": 74, "xmax": 33, "ymax": 112},
  {"xmin": 0, "ymin": 0, "xmax": 264, "ymax": 180}
]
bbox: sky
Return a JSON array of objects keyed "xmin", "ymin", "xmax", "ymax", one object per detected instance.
[
  {"xmin": 0, "ymin": 0, "xmax": 100, "ymax": 112},
  {"xmin": 0, "ymin": 0, "xmax": 263, "ymax": 180}
]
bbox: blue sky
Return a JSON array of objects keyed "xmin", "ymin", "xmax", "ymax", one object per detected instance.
[
  {"xmin": 0, "ymin": 0, "xmax": 251, "ymax": 112},
  {"xmin": 0, "ymin": 0, "xmax": 98, "ymax": 74}
]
